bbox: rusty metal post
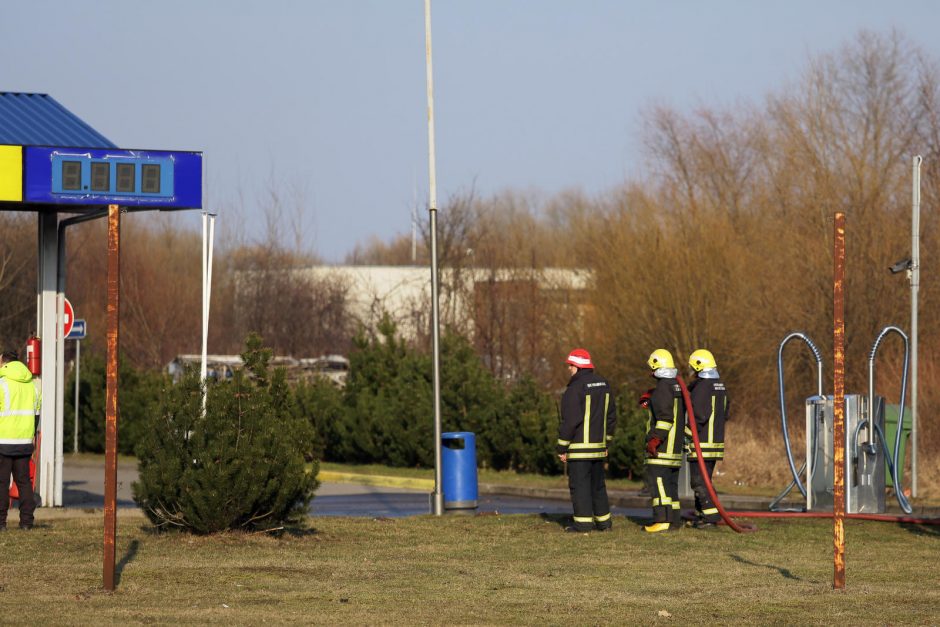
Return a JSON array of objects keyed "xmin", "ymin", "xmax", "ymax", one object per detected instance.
[
  {"xmin": 833, "ymin": 211, "xmax": 846, "ymax": 590},
  {"xmin": 103, "ymin": 204, "xmax": 121, "ymax": 591}
]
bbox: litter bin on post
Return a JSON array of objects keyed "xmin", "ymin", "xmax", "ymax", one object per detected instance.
[
  {"xmin": 884, "ymin": 404, "xmax": 912, "ymax": 488},
  {"xmin": 441, "ymin": 432, "xmax": 478, "ymax": 509}
]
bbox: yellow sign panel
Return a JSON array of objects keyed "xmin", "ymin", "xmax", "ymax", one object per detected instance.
[{"xmin": 0, "ymin": 145, "xmax": 23, "ymax": 202}]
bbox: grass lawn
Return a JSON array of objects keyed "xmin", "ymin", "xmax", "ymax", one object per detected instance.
[{"xmin": 3, "ymin": 511, "xmax": 938, "ymax": 624}]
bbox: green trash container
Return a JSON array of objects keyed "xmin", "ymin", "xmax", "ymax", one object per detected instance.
[{"xmin": 883, "ymin": 404, "xmax": 912, "ymax": 488}]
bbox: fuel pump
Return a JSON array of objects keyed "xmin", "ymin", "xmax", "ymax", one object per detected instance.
[{"xmin": 773, "ymin": 327, "xmax": 912, "ymax": 514}]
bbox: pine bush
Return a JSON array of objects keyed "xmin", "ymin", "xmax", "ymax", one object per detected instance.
[
  {"xmin": 607, "ymin": 391, "xmax": 648, "ymax": 479},
  {"xmin": 133, "ymin": 335, "xmax": 319, "ymax": 534}
]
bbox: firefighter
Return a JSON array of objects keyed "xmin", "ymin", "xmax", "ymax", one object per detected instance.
[
  {"xmin": 685, "ymin": 349, "xmax": 729, "ymax": 529},
  {"xmin": 0, "ymin": 350, "xmax": 40, "ymax": 530},
  {"xmin": 557, "ymin": 348, "xmax": 617, "ymax": 533},
  {"xmin": 643, "ymin": 349, "xmax": 685, "ymax": 533}
]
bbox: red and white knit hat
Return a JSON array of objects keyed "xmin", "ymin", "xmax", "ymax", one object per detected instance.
[{"xmin": 565, "ymin": 348, "xmax": 594, "ymax": 369}]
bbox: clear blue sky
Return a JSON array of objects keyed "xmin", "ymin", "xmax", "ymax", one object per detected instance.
[{"xmin": 4, "ymin": 1, "xmax": 939, "ymax": 261}]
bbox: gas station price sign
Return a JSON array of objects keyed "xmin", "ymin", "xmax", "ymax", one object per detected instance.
[{"xmin": 16, "ymin": 146, "xmax": 202, "ymax": 210}]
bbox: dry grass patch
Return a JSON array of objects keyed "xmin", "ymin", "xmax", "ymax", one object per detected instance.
[{"xmin": 0, "ymin": 511, "xmax": 938, "ymax": 624}]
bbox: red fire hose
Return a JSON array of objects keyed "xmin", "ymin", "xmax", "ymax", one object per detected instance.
[
  {"xmin": 676, "ymin": 376, "xmax": 940, "ymax": 529},
  {"xmin": 676, "ymin": 377, "xmax": 754, "ymax": 532}
]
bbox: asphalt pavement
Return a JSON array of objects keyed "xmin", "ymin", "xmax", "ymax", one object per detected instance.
[
  {"xmin": 54, "ymin": 458, "xmax": 938, "ymax": 519},
  {"xmin": 57, "ymin": 458, "xmax": 650, "ymax": 519}
]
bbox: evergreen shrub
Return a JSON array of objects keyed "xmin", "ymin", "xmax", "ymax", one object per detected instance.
[
  {"xmin": 133, "ymin": 335, "xmax": 319, "ymax": 533},
  {"xmin": 607, "ymin": 391, "xmax": 648, "ymax": 479},
  {"xmin": 63, "ymin": 354, "xmax": 164, "ymax": 454}
]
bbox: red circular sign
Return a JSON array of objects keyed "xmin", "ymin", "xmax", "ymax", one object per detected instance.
[{"xmin": 62, "ymin": 297, "xmax": 74, "ymax": 338}]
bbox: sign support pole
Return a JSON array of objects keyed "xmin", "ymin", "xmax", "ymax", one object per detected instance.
[
  {"xmin": 73, "ymin": 338, "xmax": 80, "ymax": 454},
  {"xmin": 103, "ymin": 204, "xmax": 121, "ymax": 591}
]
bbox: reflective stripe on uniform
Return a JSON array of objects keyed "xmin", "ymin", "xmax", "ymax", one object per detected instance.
[
  {"xmin": 655, "ymin": 477, "xmax": 672, "ymax": 506},
  {"xmin": 645, "ymin": 457, "xmax": 682, "ymax": 467},
  {"xmin": 557, "ymin": 439, "xmax": 571, "ymax": 446},
  {"xmin": 568, "ymin": 442, "xmax": 605, "ymax": 449},
  {"xmin": 573, "ymin": 516, "xmax": 594, "ymax": 523},
  {"xmin": 603, "ymin": 393, "xmax": 609, "ymax": 442},
  {"xmin": 582, "ymin": 395, "xmax": 591, "ymax": 443},
  {"xmin": 594, "ymin": 512, "xmax": 611, "ymax": 522},
  {"xmin": 708, "ymin": 396, "xmax": 716, "ymax": 443},
  {"xmin": 567, "ymin": 451, "xmax": 607, "ymax": 460}
]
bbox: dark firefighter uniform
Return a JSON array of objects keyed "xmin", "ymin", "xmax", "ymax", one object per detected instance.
[
  {"xmin": 644, "ymin": 376, "xmax": 686, "ymax": 526},
  {"xmin": 557, "ymin": 366, "xmax": 617, "ymax": 532},
  {"xmin": 686, "ymin": 376, "xmax": 729, "ymax": 525}
]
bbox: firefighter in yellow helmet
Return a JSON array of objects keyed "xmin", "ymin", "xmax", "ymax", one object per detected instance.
[
  {"xmin": 685, "ymin": 349, "xmax": 729, "ymax": 529},
  {"xmin": 642, "ymin": 349, "xmax": 685, "ymax": 533}
]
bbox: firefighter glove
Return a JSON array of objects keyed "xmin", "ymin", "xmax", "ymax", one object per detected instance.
[
  {"xmin": 646, "ymin": 437, "xmax": 661, "ymax": 457},
  {"xmin": 638, "ymin": 389, "xmax": 653, "ymax": 408}
]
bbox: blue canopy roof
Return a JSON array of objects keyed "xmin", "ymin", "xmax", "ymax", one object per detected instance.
[{"xmin": 0, "ymin": 92, "xmax": 115, "ymax": 148}]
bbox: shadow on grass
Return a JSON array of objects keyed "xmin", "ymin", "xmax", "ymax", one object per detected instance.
[
  {"xmin": 539, "ymin": 512, "xmax": 654, "ymax": 531},
  {"xmin": 133, "ymin": 522, "xmax": 320, "ymax": 538},
  {"xmin": 538, "ymin": 513, "xmax": 572, "ymax": 530},
  {"xmin": 115, "ymin": 539, "xmax": 139, "ymax": 586},
  {"xmin": 899, "ymin": 522, "xmax": 940, "ymax": 537},
  {"xmin": 729, "ymin": 553, "xmax": 802, "ymax": 581}
]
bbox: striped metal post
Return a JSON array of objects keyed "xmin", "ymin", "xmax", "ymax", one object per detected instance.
[
  {"xmin": 832, "ymin": 211, "xmax": 846, "ymax": 590},
  {"xmin": 103, "ymin": 204, "xmax": 121, "ymax": 591}
]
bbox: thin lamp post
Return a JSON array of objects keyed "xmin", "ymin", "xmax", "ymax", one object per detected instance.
[
  {"xmin": 911, "ymin": 155, "xmax": 921, "ymax": 497},
  {"xmin": 201, "ymin": 211, "xmax": 216, "ymax": 416},
  {"xmin": 425, "ymin": 0, "xmax": 444, "ymax": 516}
]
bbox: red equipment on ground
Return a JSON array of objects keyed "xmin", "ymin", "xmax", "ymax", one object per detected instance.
[
  {"xmin": 675, "ymin": 376, "xmax": 940, "ymax": 531},
  {"xmin": 8, "ymin": 433, "xmax": 39, "ymax": 507}
]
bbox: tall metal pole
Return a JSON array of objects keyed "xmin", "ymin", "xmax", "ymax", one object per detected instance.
[
  {"xmin": 911, "ymin": 155, "xmax": 922, "ymax": 498},
  {"xmin": 200, "ymin": 212, "xmax": 216, "ymax": 416},
  {"xmin": 425, "ymin": 0, "xmax": 444, "ymax": 516},
  {"xmin": 833, "ymin": 211, "xmax": 846, "ymax": 591},
  {"xmin": 103, "ymin": 204, "xmax": 121, "ymax": 591},
  {"xmin": 38, "ymin": 211, "xmax": 59, "ymax": 507}
]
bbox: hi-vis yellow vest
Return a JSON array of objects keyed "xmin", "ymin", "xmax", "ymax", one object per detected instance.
[{"xmin": 0, "ymin": 361, "xmax": 40, "ymax": 445}]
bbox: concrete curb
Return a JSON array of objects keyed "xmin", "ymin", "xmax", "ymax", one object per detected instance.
[{"xmin": 318, "ymin": 471, "xmax": 434, "ymax": 491}]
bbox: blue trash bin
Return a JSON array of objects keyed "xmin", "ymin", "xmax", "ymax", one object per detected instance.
[{"xmin": 441, "ymin": 432, "xmax": 478, "ymax": 509}]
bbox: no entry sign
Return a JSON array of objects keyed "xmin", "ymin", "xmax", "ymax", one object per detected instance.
[{"xmin": 62, "ymin": 297, "xmax": 74, "ymax": 338}]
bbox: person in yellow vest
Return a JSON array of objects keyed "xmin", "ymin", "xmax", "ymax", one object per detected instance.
[{"xmin": 0, "ymin": 350, "xmax": 40, "ymax": 530}]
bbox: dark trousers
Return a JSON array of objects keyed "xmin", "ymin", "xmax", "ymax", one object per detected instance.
[
  {"xmin": 645, "ymin": 464, "xmax": 680, "ymax": 524},
  {"xmin": 0, "ymin": 455, "xmax": 35, "ymax": 527},
  {"xmin": 689, "ymin": 459, "xmax": 719, "ymax": 523},
  {"xmin": 567, "ymin": 460, "xmax": 611, "ymax": 531}
]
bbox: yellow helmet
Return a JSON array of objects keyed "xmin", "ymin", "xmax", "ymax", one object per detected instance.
[
  {"xmin": 647, "ymin": 349, "xmax": 675, "ymax": 370},
  {"xmin": 689, "ymin": 349, "xmax": 717, "ymax": 372}
]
